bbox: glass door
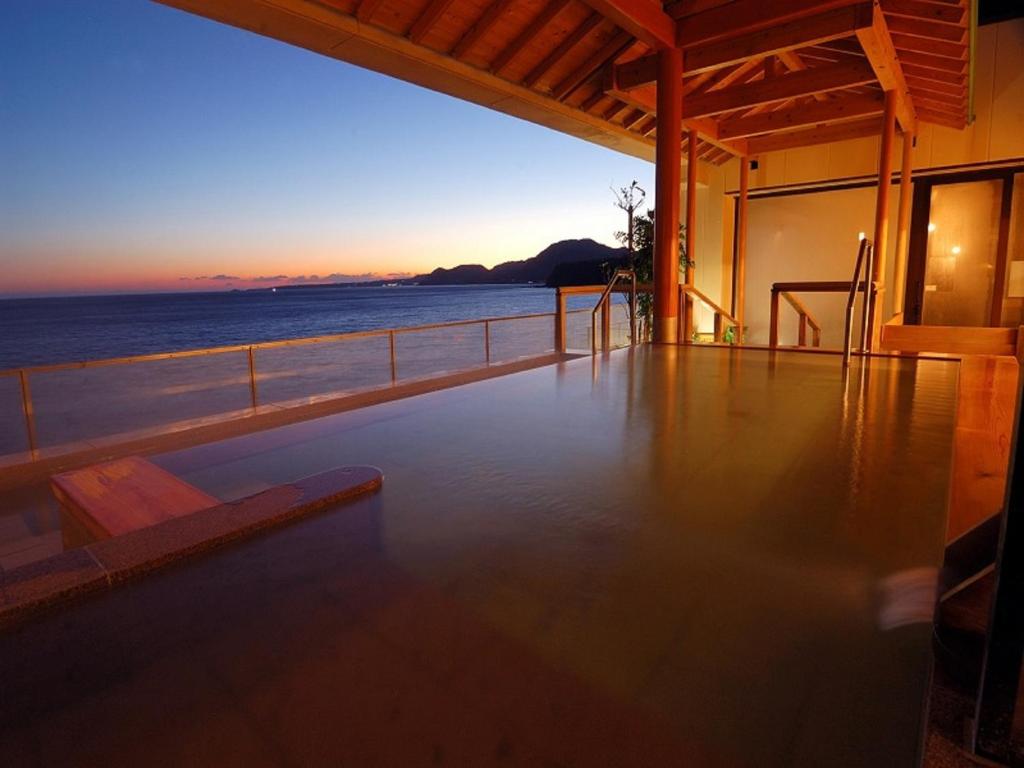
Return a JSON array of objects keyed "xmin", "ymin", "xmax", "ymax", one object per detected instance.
[{"xmin": 905, "ymin": 170, "xmax": 1020, "ymax": 327}]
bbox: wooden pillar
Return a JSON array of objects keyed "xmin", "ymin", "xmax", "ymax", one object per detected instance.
[
  {"xmin": 683, "ymin": 129, "xmax": 698, "ymax": 341},
  {"xmin": 736, "ymin": 158, "xmax": 749, "ymax": 343},
  {"xmin": 653, "ymin": 47, "xmax": 682, "ymax": 344},
  {"xmin": 892, "ymin": 129, "xmax": 914, "ymax": 316},
  {"xmin": 868, "ymin": 90, "xmax": 897, "ymax": 348}
]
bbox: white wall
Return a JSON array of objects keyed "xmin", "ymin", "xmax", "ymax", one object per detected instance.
[{"xmin": 745, "ymin": 188, "xmax": 899, "ymax": 347}]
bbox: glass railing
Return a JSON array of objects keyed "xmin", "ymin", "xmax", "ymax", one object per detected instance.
[{"xmin": 0, "ymin": 310, "xmax": 569, "ymax": 462}]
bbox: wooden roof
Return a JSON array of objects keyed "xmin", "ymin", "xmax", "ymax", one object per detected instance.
[{"xmin": 159, "ymin": 0, "xmax": 972, "ymax": 166}]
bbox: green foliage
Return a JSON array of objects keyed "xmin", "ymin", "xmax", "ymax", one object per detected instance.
[{"xmin": 615, "ymin": 209, "xmax": 689, "ymax": 340}]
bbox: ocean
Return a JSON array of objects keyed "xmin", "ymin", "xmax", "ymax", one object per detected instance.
[{"xmin": 0, "ymin": 284, "xmax": 599, "ymax": 370}]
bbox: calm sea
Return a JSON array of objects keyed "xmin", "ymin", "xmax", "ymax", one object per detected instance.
[{"xmin": 0, "ymin": 284, "xmax": 595, "ymax": 370}]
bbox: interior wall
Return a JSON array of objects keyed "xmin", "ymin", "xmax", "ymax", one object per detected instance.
[{"xmin": 744, "ymin": 187, "xmax": 900, "ymax": 348}]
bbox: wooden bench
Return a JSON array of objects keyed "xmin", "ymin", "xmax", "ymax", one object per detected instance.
[{"xmin": 51, "ymin": 456, "xmax": 219, "ymax": 544}]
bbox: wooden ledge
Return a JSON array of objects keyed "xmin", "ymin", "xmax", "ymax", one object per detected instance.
[{"xmin": 0, "ymin": 465, "xmax": 382, "ymax": 629}]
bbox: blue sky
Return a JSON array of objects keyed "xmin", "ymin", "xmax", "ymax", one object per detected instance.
[{"xmin": 0, "ymin": 0, "xmax": 653, "ymax": 295}]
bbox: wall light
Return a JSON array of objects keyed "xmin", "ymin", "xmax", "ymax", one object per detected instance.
[
  {"xmin": 928, "ymin": 222, "xmax": 937, "ymax": 233},
  {"xmin": 951, "ymin": 245, "xmax": 961, "ymax": 255},
  {"xmin": 858, "ymin": 231, "xmax": 866, "ymax": 241}
]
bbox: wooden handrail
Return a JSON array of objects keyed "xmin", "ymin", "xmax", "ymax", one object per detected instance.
[
  {"xmin": 779, "ymin": 291, "xmax": 822, "ymax": 348},
  {"xmin": 679, "ymin": 283, "xmax": 738, "ymax": 343}
]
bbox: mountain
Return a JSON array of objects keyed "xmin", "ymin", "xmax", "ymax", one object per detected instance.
[{"xmin": 416, "ymin": 239, "xmax": 627, "ymax": 286}]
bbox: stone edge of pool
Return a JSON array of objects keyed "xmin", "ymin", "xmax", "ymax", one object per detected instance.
[{"xmin": 0, "ymin": 465, "xmax": 383, "ymax": 631}]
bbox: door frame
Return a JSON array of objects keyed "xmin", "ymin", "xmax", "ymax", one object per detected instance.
[{"xmin": 903, "ymin": 166, "xmax": 1020, "ymax": 326}]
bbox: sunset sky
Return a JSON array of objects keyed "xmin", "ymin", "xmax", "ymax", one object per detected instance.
[{"xmin": 0, "ymin": 1, "xmax": 654, "ymax": 297}]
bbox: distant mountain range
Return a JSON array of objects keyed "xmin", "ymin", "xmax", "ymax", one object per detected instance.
[{"xmin": 416, "ymin": 239, "xmax": 628, "ymax": 287}]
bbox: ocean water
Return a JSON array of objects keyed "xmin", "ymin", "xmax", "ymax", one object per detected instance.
[{"xmin": 0, "ymin": 284, "xmax": 598, "ymax": 370}]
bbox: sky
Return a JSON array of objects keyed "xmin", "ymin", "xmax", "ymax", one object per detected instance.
[{"xmin": 0, "ymin": 1, "xmax": 654, "ymax": 297}]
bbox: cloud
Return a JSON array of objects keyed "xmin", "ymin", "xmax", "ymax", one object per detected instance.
[{"xmin": 178, "ymin": 271, "xmax": 416, "ymax": 286}]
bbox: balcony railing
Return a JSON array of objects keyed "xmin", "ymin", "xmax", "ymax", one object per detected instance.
[{"xmin": 0, "ymin": 310, "xmax": 570, "ymax": 463}]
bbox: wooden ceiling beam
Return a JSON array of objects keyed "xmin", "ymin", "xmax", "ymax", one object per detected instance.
[
  {"xmin": 553, "ymin": 29, "xmax": 634, "ymax": 101},
  {"xmin": 903, "ymin": 60, "xmax": 965, "ymax": 85},
  {"xmin": 684, "ymin": 60, "xmax": 876, "ymax": 118},
  {"xmin": 719, "ymin": 92, "xmax": 885, "ymax": 139},
  {"xmin": 746, "ymin": 116, "xmax": 883, "ymax": 154},
  {"xmin": 612, "ymin": 3, "xmax": 873, "ymax": 91},
  {"xmin": 854, "ymin": 3, "xmax": 916, "ymax": 132},
  {"xmin": 905, "ymin": 74, "xmax": 964, "ymax": 97},
  {"xmin": 879, "ymin": 0, "xmax": 966, "ymax": 27},
  {"xmin": 407, "ymin": 0, "xmax": 457, "ymax": 44},
  {"xmin": 897, "ymin": 48, "xmax": 967, "ymax": 73},
  {"xmin": 604, "ymin": 82, "xmax": 749, "ymax": 156},
  {"xmin": 684, "ymin": 3, "xmax": 874, "ymax": 75},
  {"xmin": 676, "ymin": 0, "xmax": 866, "ymax": 48},
  {"xmin": 523, "ymin": 13, "xmax": 604, "ymax": 88},
  {"xmin": 917, "ymin": 106, "xmax": 967, "ymax": 129},
  {"xmin": 490, "ymin": 0, "xmax": 571, "ymax": 74},
  {"xmin": 450, "ymin": 0, "xmax": 515, "ymax": 59},
  {"xmin": 355, "ymin": 0, "xmax": 387, "ymax": 23},
  {"xmin": 884, "ymin": 13, "xmax": 966, "ymax": 42},
  {"xmin": 577, "ymin": 0, "xmax": 677, "ymax": 49},
  {"xmin": 890, "ymin": 32, "xmax": 965, "ymax": 59}
]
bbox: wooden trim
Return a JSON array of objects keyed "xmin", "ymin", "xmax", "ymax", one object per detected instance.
[
  {"xmin": 991, "ymin": 177, "xmax": 1015, "ymax": 326},
  {"xmin": 736, "ymin": 158, "xmax": 749, "ymax": 339},
  {"xmin": 676, "ymin": 0, "xmax": 869, "ymax": 47},
  {"xmin": 892, "ymin": 129, "xmax": 914, "ymax": 314},
  {"xmin": 903, "ymin": 179, "xmax": 932, "ymax": 324}
]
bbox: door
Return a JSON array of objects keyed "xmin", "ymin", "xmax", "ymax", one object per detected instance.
[{"xmin": 904, "ymin": 170, "xmax": 1019, "ymax": 327}]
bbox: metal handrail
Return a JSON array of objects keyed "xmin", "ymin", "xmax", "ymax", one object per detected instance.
[
  {"xmin": 591, "ymin": 269, "xmax": 637, "ymax": 353},
  {"xmin": 843, "ymin": 237, "xmax": 875, "ymax": 366}
]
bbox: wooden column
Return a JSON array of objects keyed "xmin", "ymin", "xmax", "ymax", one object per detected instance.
[
  {"xmin": 736, "ymin": 158, "xmax": 749, "ymax": 343},
  {"xmin": 555, "ymin": 289, "xmax": 567, "ymax": 352},
  {"xmin": 653, "ymin": 46, "xmax": 682, "ymax": 344},
  {"xmin": 892, "ymin": 129, "xmax": 914, "ymax": 316},
  {"xmin": 683, "ymin": 129, "xmax": 698, "ymax": 341},
  {"xmin": 868, "ymin": 89, "xmax": 897, "ymax": 347}
]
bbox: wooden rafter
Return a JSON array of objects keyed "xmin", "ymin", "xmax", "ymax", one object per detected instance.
[
  {"xmin": 746, "ymin": 116, "xmax": 883, "ymax": 153},
  {"xmin": 577, "ymin": 0, "xmax": 677, "ymax": 49},
  {"xmin": 885, "ymin": 14, "xmax": 966, "ymax": 43},
  {"xmin": 523, "ymin": 13, "xmax": 604, "ymax": 88},
  {"xmin": 355, "ymin": 0, "xmax": 387, "ymax": 23},
  {"xmin": 675, "ymin": 0, "xmax": 869, "ymax": 47},
  {"xmin": 718, "ymin": 92, "xmax": 885, "ymax": 139},
  {"xmin": 683, "ymin": 60, "xmax": 876, "ymax": 119},
  {"xmin": 553, "ymin": 29, "xmax": 634, "ymax": 101},
  {"xmin": 855, "ymin": 3, "xmax": 916, "ymax": 132},
  {"xmin": 407, "ymin": 0, "xmax": 457, "ymax": 44},
  {"xmin": 879, "ymin": 0, "xmax": 966, "ymax": 27},
  {"xmin": 450, "ymin": 0, "xmax": 515, "ymax": 58},
  {"xmin": 490, "ymin": 0, "xmax": 571, "ymax": 74}
]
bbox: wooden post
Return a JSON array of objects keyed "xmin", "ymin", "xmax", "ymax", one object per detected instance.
[
  {"xmin": 389, "ymin": 330, "xmax": 397, "ymax": 382},
  {"xmin": 736, "ymin": 158, "xmax": 749, "ymax": 343},
  {"xmin": 684, "ymin": 128, "xmax": 698, "ymax": 342},
  {"xmin": 892, "ymin": 129, "xmax": 914, "ymax": 316},
  {"xmin": 769, "ymin": 288, "xmax": 780, "ymax": 348},
  {"xmin": 484, "ymin": 319, "xmax": 491, "ymax": 363},
  {"xmin": 247, "ymin": 346, "xmax": 258, "ymax": 409},
  {"xmin": 713, "ymin": 313, "xmax": 723, "ymax": 343},
  {"xmin": 555, "ymin": 289, "xmax": 567, "ymax": 352},
  {"xmin": 18, "ymin": 369, "xmax": 38, "ymax": 457},
  {"xmin": 798, "ymin": 315, "xmax": 808, "ymax": 347},
  {"xmin": 653, "ymin": 46, "xmax": 682, "ymax": 344},
  {"xmin": 601, "ymin": 297, "xmax": 611, "ymax": 351},
  {"xmin": 869, "ymin": 90, "xmax": 897, "ymax": 348}
]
